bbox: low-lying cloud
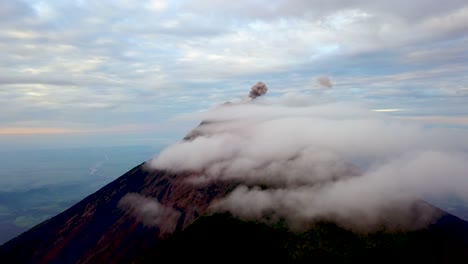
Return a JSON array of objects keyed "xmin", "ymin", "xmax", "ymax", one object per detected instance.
[
  {"xmin": 148, "ymin": 94, "xmax": 468, "ymax": 232},
  {"xmin": 118, "ymin": 193, "xmax": 181, "ymax": 235}
]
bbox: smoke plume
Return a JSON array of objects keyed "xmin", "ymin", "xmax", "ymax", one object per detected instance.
[
  {"xmin": 148, "ymin": 93, "xmax": 468, "ymax": 232},
  {"xmin": 248, "ymin": 81, "xmax": 268, "ymax": 99},
  {"xmin": 317, "ymin": 76, "xmax": 333, "ymax": 88}
]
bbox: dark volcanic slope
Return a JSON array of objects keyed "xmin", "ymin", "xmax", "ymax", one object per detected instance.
[
  {"xmin": 1, "ymin": 160, "xmax": 468, "ymax": 263},
  {"xmin": 0, "ymin": 164, "xmax": 234, "ymax": 264},
  {"xmin": 139, "ymin": 212, "xmax": 468, "ymax": 264}
]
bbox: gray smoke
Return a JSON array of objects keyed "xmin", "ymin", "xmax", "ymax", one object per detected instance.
[
  {"xmin": 249, "ymin": 81, "xmax": 268, "ymax": 99},
  {"xmin": 148, "ymin": 93, "xmax": 468, "ymax": 232},
  {"xmin": 118, "ymin": 193, "xmax": 181, "ymax": 236},
  {"xmin": 317, "ymin": 76, "xmax": 333, "ymax": 88}
]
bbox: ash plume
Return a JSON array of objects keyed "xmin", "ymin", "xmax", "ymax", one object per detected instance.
[
  {"xmin": 248, "ymin": 81, "xmax": 268, "ymax": 99},
  {"xmin": 317, "ymin": 76, "xmax": 333, "ymax": 88},
  {"xmin": 148, "ymin": 93, "xmax": 468, "ymax": 233}
]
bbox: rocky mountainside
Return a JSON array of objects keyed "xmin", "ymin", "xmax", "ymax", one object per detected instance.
[
  {"xmin": 0, "ymin": 163, "xmax": 235, "ymax": 264},
  {"xmin": 1, "ymin": 159, "xmax": 468, "ymax": 263},
  {"xmin": 138, "ymin": 212, "xmax": 468, "ymax": 263}
]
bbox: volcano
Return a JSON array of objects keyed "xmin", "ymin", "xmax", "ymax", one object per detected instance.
[
  {"xmin": 1, "ymin": 87, "xmax": 468, "ymax": 263},
  {"xmin": 1, "ymin": 159, "xmax": 468, "ymax": 263}
]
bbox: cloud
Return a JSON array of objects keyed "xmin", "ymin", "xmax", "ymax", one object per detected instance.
[
  {"xmin": 0, "ymin": 1, "xmax": 34, "ymax": 23},
  {"xmin": 211, "ymin": 151, "xmax": 466, "ymax": 232},
  {"xmin": 373, "ymin": 108, "xmax": 405, "ymax": 112},
  {"xmin": 1, "ymin": 0, "xmax": 468, "ymax": 150},
  {"xmin": 0, "ymin": 127, "xmax": 77, "ymax": 135},
  {"xmin": 183, "ymin": 0, "xmax": 468, "ymax": 22},
  {"xmin": 144, "ymin": 0, "xmax": 169, "ymax": 12},
  {"xmin": 118, "ymin": 193, "xmax": 181, "ymax": 236},
  {"xmin": 148, "ymin": 95, "xmax": 468, "ymax": 232}
]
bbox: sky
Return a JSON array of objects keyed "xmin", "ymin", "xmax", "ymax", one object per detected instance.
[{"xmin": 1, "ymin": 0, "xmax": 468, "ymax": 150}]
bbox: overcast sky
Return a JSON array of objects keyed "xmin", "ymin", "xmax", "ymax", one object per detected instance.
[{"xmin": 1, "ymin": 0, "xmax": 468, "ymax": 149}]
